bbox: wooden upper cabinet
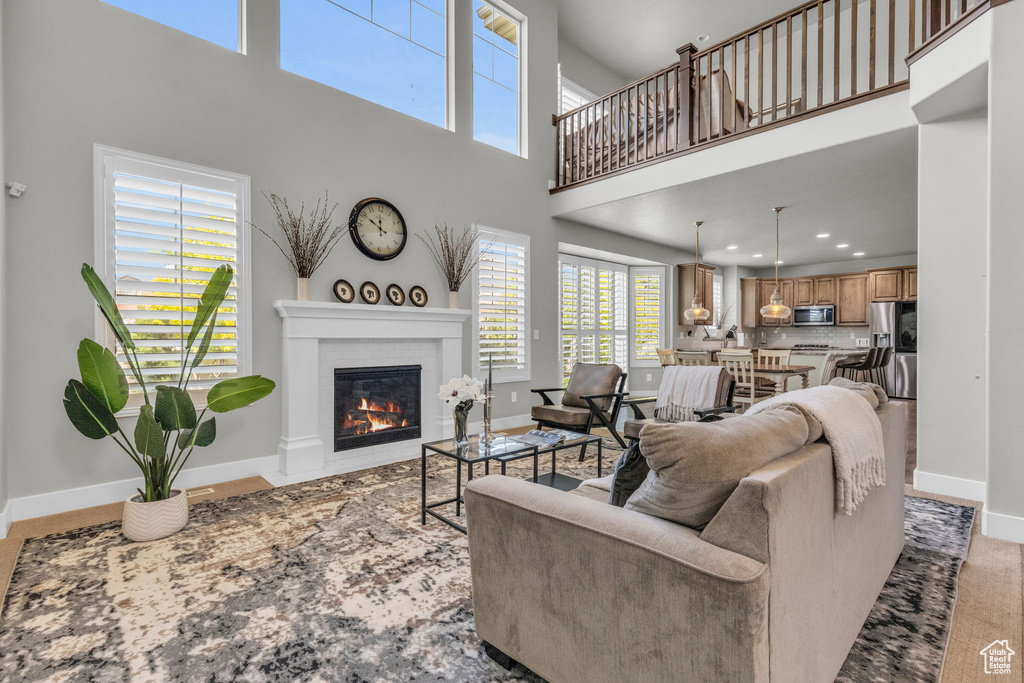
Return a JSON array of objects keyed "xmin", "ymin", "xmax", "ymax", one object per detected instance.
[
  {"xmin": 758, "ymin": 279, "xmax": 780, "ymax": 327},
  {"xmin": 780, "ymin": 279, "xmax": 795, "ymax": 326},
  {"xmin": 814, "ymin": 276, "xmax": 836, "ymax": 304},
  {"xmin": 678, "ymin": 263, "xmax": 716, "ymax": 325},
  {"xmin": 741, "ymin": 278, "xmax": 760, "ymax": 328},
  {"xmin": 758, "ymin": 278, "xmax": 795, "ymax": 326},
  {"xmin": 869, "ymin": 269, "xmax": 904, "ymax": 302},
  {"xmin": 904, "ymin": 267, "xmax": 917, "ymax": 300},
  {"xmin": 837, "ymin": 274, "xmax": 870, "ymax": 326},
  {"xmin": 794, "ymin": 278, "xmax": 815, "ymax": 306}
]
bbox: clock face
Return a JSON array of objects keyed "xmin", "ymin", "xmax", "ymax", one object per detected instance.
[{"xmin": 349, "ymin": 198, "xmax": 407, "ymax": 261}]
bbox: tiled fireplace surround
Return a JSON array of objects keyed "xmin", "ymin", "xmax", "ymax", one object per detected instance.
[{"xmin": 275, "ymin": 301, "xmax": 471, "ymax": 478}]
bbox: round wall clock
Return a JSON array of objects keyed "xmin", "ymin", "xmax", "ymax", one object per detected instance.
[
  {"xmin": 409, "ymin": 286, "xmax": 428, "ymax": 307},
  {"xmin": 385, "ymin": 284, "xmax": 406, "ymax": 306},
  {"xmin": 333, "ymin": 279, "xmax": 355, "ymax": 303},
  {"xmin": 359, "ymin": 281, "xmax": 381, "ymax": 304},
  {"xmin": 348, "ymin": 197, "xmax": 407, "ymax": 261}
]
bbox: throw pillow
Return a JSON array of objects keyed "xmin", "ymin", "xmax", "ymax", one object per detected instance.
[
  {"xmin": 608, "ymin": 442, "xmax": 649, "ymax": 507},
  {"xmin": 624, "ymin": 405, "xmax": 810, "ymax": 528}
]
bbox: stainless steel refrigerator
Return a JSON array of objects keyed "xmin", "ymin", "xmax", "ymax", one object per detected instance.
[{"xmin": 869, "ymin": 301, "xmax": 917, "ymax": 399}]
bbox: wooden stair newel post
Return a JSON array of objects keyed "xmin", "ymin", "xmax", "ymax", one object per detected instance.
[{"xmin": 676, "ymin": 43, "xmax": 697, "ymax": 151}]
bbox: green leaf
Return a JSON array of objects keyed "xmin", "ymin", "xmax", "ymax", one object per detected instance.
[
  {"xmin": 77, "ymin": 338, "xmax": 128, "ymax": 414},
  {"xmin": 186, "ymin": 265, "xmax": 233, "ymax": 350},
  {"xmin": 207, "ymin": 375, "xmax": 276, "ymax": 413},
  {"xmin": 63, "ymin": 379, "xmax": 118, "ymax": 439},
  {"xmin": 154, "ymin": 386, "xmax": 197, "ymax": 430},
  {"xmin": 134, "ymin": 405, "xmax": 166, "ymax": 459},
  {"xmin": 81, "ymin": 264, "xmax": 134, "ymax": 351},
  {"xmin": 177, "ymin": 417, "xmax": 216, "ymax": 449},
  {"xmin": 190, "ymin": 310, "xmax": 218, "ymax": 370}
]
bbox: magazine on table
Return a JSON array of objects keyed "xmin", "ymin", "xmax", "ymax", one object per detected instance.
[{"xmin": 510, "ymin": 429, "xmax": 566, "ymax": 447}]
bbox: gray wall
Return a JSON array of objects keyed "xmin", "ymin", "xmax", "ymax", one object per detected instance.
[
  {"xmin": 557, "ymin": 38, "xmax": 629, "ymax": 99},
  {"xmin": 0, "ymin": 1, "xmax": 7, "ymax": 518},
  {"xmin": 2, "ymin": 0, "xmax": 692, "ymax": 499}
]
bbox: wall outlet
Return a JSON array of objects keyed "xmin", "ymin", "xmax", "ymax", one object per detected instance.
[
  {"xmin": 781, "ymin": 333, "xmax": 787, "ymax": 339},
  {"xmin": 510, "ymin": 391, "xmax": 517, "ymax": 403},
  {"xmin": 646, "ymin": 373, "xmax": 652, "ymax": 382},
  {"xmin": 850, "ymin": 332, "xmax": 856, "ymax": 338},
  {"xmin": 533, "ymin": 329, "xmax": 539, "ymax": 340}
]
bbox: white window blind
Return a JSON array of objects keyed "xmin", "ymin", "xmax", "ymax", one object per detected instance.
[
  {"xmin": 631, "ymin": 267, "xmax": 667, "ymax": 365},
  {"xmin": 559, "ymin": 255, "xmax": 629, "ymax": 385},
  {"xmin": 557, "ymin": 66, "xmax": 596, "ymax": 114},
  {"xmin": 96, "ymin": 147, "xmax": 250, "ymax": 405},
  {"xmin": 476, "ymin": 229, "xmax": 530, "ymax": 382}
]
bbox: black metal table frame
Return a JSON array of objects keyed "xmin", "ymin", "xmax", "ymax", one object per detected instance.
[{"xmin": 421, "ymin": 433, "xmax": 603, "ymax": 534}]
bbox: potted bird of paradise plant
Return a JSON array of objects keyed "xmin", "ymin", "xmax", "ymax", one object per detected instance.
[{"xmin": 64, "ymin": 263, "xmax": 275, "ymax": 542}]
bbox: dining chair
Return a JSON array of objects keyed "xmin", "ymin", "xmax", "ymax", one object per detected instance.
[
  {"xmin": 718, "ymin": 353, "xmax": 773, "ymax": 413},
  {"xmin": 756, "ymin": 349, "xmax": 792, "ymax": 392},
  {"xmin": 836, "ymin": 348, "xmax": 879, "ymax": 382},
  {"xmin": 819, "ymin": 352, "xmax": 844, "ymax": 386},
  {"xmin": 675, "ymin": 350, "xmax": 711, "ymax": 367},
  {"xmin": 658, "ymin": 349, "xmax": 678, "ymax": 366}
]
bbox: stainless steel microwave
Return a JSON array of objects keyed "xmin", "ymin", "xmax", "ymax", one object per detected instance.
[{"xmin": 793, "ymin": 305, "xmax": 836, "ymax": 326}]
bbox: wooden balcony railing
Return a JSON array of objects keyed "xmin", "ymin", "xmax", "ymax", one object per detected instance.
[
  {"xmin": 908, "ymin": 0, "xmax": 1002, "ymax": 63},
  {"xmin": 553, "ymin": 0, "xmax": 938, "ymax": 191}
]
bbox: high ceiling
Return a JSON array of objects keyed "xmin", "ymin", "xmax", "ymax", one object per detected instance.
[
  {"xmin": 558, "ymin": 0, "xmax": 805, "ymax": 79},
  {"xmin": 556, "ymin": 129, "xmax": 918, "ymax": 269}
]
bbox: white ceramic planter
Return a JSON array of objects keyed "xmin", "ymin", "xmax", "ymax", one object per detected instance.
[
  {"xmin": 297, "ymin": 277, "xmax": 311, "ymax": 301},
  {"xmin": 448, "ymin": 291, "xmax": 459, "ymax": 308},
  {"xmin": 122, "ymin": 489, "xmax": 188, "ymax": 542}
]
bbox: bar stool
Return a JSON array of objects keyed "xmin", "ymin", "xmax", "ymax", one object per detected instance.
[
  {"xmin": 836, "ymin": 347, "xmax": 878, "ymax": 382},
  {"xmin": 871, "ymin": 346, "xmax": 893, "ymax": 394}
]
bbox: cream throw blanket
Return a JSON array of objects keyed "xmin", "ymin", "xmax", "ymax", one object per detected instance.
[
  {"xmin": 655, "ymin": 366, "xmax": 724, "ymax": 423},
  {"xmin": 746, "ymin": 385, "xmax": 885, "ymax": 515}
]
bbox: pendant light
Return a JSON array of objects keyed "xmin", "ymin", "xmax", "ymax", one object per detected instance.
[
  {"xmin": 760, "ymin": 207, "xmax": 792, "ymax": 319},
  {"xmin": 683, "ymin": 221, "xmax": 711, "ymax": 322}
]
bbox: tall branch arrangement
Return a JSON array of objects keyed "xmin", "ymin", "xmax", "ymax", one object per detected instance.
[
  {"xmin": 418, "ymin": 222, "xmax": 483, "ymax": 292},
  {"xmin": 251, "ymin": 191, "xmax": 343, "ymax": 278}
]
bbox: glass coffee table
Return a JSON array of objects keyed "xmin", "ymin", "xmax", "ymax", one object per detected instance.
[{"xmin": 421, "ymin": 430, "xmax": 604, "ymax": 534}]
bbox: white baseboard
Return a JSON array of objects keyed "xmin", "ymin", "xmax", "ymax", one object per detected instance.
[
  {"xmin": 913, "ymin": 469, "xmax": 986, "ymax": 503},
  {"xmin": 9, "ymin": 455, "xmax": 278, "ymax": 524},
  {"xmin": 263, "ymin": 449, "xmax": 417, "ymax": 487},
  {"xmin": 0, "ymin": 499, "xmax": 10, "ymax": 540},
  {"xmin": 982, "ymin": 509, "xmax": 1024, "ymax": 544}
]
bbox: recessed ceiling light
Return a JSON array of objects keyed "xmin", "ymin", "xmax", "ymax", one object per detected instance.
[
  {"xmin": 817, "ymin": 233, "xmax": 830, "ymax": 238},
  {"xmin": 853, "ymin": 252, "xmax": 865, "ymax": 256},
  {"xmin": 752, "ymin": 254, "xmax": 763, "ymax": 258},
  {"xmin": 726, "ymin": 245, "xmax": 738, "ymax": 250},
  {"xmin": 836, "ymin": 244, "xmax": 849, "ymax": 248},
  {"xmin": 697, "ymin": 34, "xmax": 711, "ymax": 42}
]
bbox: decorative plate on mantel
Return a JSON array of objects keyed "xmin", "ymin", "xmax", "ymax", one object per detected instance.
[
  {"xmin": 385, "ymin": 284, "xmax": 406, "ymax": 306},
  {"xmin": 409, "ymin": 286, "xmax": 428, "ymax": 307},
  {"xmin": 333, "ymin": 279, "xmax": 355, "ymax": 303},
  {"xmin": 359, "ymin": 281, "xmax": 381, "ymax": 305}
]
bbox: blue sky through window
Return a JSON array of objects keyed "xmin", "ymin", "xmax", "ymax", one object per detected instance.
[
  {"xmin": 103, "ymin": 0, "xmax": 239, "ymax": 51},
  {"xmin": 473, "ymin": 1, "xmax": 520, "ymax": 155},
  {"xmin": 282, "ymin": 0, "xmax": 447, "ymax": 129}
]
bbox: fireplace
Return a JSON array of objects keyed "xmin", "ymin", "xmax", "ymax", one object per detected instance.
[{"xmin": 334, "ymin": 365, "xmax": 421, "ymax": 451}]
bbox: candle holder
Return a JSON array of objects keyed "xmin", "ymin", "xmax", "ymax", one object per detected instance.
[{"xmin": 482, "ymin": 383, "xmax": 495, "ymax": 446}]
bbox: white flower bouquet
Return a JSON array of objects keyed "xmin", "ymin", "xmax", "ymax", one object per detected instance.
[{"xmin": 438, "ymin": 376, "xmax": 484, "ymax": 447}]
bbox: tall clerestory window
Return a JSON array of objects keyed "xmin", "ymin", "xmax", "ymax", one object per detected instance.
[
  {"xmin": 473, "ymin": 1, "xmax": 524, "ymax": 156},
  {"xmin": 102, "ymin": 0, "xmax": 243, "ymax": 52},
  {"xmin": 282, "ymin": 0, "xmax": 449, "ymax": 129}
]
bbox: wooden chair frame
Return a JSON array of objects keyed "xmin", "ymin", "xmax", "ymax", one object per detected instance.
[{"xmin": 531, "ymin": 373, "xmax": 630, "ymax": 454}]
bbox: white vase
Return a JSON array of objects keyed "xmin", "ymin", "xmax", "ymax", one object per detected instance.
[
  {"xmin": 448, "ymin": 291, "xmax": 459, "ymax": 308},
  {"xmin": 297, "ymin": 277, "xmax": 311, "ymax": 301},
  {"xmin": 122, "ymin": 489, "xmax": 188, "ymax": 542}
]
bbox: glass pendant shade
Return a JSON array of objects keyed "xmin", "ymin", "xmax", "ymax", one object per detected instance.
[
  {"xmin": 760, "ymin": 206, "xmax": 791, "ymax": 319},
  {"xmin": 683, "ymin": 295, "xmax": 711, "ymax": 321},
  {"xmin": 683, "ymin": 220, "xmax": 710, "ymax": 322}
]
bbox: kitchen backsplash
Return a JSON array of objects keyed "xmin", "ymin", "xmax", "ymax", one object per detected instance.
[{"xmin": 740, "ymin": 325, "xmax": 871, "ymax": 348}]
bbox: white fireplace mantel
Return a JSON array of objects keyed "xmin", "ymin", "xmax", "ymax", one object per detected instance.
[{"xmin": 274, "ymin": 300, "xmax": 471, "ymax": 476}]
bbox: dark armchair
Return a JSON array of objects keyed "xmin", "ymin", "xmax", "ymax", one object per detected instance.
[{"xmin": 531, "ymin": 363, "xmax": 629, "ymax": 452}]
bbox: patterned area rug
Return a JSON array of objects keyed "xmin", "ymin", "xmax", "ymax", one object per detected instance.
[{"xmin": 0, "ymin": 441, "xmax": 973, "ymax": 682}]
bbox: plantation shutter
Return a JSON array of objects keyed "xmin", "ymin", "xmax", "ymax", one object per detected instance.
[
  {"xmin": 631, "ymin": 267, "xmax": 666, "ymax": 364},
  {"xmin": 477, "ymin": 229, "xmax": 530, "ymax": 382},
  {"xmin": 98, "ymin": 150, "xmax": 249, "ymax": 400},
  {"xmin": 559, "ymin": 255, "xmax": 629, "ymax": 383},
  {"xmin": 557, "ymin": 67, "xmax": 596, "ymax": 114}
]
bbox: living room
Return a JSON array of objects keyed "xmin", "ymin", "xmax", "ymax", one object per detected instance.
[{"xmin": 0, "ymin": 0, "xmax": 1022, "ymax": 681}]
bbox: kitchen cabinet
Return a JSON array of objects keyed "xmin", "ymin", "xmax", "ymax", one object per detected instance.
[
  {"xmin": 837, "ymin": 274, "xmax": 870, "ymax": 326},
  {"xmin": 678, "ymin": 263, "xmax": 716, "ymax": 325},
  {"xmin": 795, "ymin": 278, "xmax": 815, "ymax": 306},
  {"xmin": 904, "ymin": 267, "xmax": 917, "ymax": 300},
  {"xmin": 869, "ymin": 269, "xmax": 903, "ymax": 302},
  {"xmin": 758, "ymin": 278, "xmax": 794, "ymax": 326},
  {"xmin": 814, "ymin": 276, "xmax": 836, "ymax": 304},
  {"xmin": 741, "ymin": 278, "xmax": 760, "ymax": 328}
]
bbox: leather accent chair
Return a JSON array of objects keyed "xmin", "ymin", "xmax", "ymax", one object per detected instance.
[{"xmin": 531, "ymin": 363, "xmax": 629, "ymax": 451}]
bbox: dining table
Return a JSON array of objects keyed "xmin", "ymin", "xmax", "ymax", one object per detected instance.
[{"xmin": 749, "ymin": 364, "xmax": 818, "ymax": 395}]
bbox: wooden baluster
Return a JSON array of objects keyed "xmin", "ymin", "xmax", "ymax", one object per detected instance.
[
  {"xmin": 941, "ymin": 0, "xmax": 948, "ymax": 29},
  {"xmin": 888, "ymin": 0, "xmax": 895, "ymax": 85},
  {"xmin": 869, "ymin": 0, "xmax": 876, "ymax": 91},
  {"xmin": 719, "ymin": 47, "xmax": 726, "ymax": 137},
  {"xmin": 772, "ymin": 21, "xmax": 778, "ymax": 121},
  {"xmin": 663, "ymin": 72, "xmax": 669, "ymax": 155},
  {"xmin": 677, "ymin": 44, "xmax": 696, "ymax": 150},
  {"xmin": 834, "ymin": 0, "xmax": 841, "ymax": 102},
  {"xmin": 644, "ymin": 78, "xmax": 651, "ymax": 159},
  {"xmin": 851, "ymin": 0, "xmax": 858, "ymax": 96},
  {"xmin": 759, "ymin": 27, "xmax": 765, "ymax": 126},
  {"xmin": 731, "ymin": 42, "xmax": 738, "ymax": 137},
  {"xmin": 910, "ymin": 0, "xmax": 916, "ymax": 52},
  {"xmin": 584, "ymin": 104, "xmax": 591, "ymax": 180},
  {"xmin": 960, "ymin": 0, "xmax": 967, "ymax": 16},
  {"xmin": 744, "ymin": 34, "xmax": 751, "ymax": 126},
  {"xmin": 801, "ymin": 8, "xmax": 808, "ymax": 112},
  {"xmin": 786, "ymin": 16, "xmax": 793, "ymax": 117},
  {"xmin": 817, "ymin": 2, "xmax": 824, "ymax": 108}
]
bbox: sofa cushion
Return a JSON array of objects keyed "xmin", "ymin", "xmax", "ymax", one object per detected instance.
[
  {"xmin": 624, "ymin": 406, "xmax": 810, "ymax": 528},
  {"xmin": 531, "ymin": 404, "xmax": 608, "ymax": 426}
]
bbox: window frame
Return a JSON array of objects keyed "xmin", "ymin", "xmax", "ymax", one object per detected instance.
[
  {"xmin": 472, "ymin": 0, "xmax": 528, "ymax": 157},
  {"xmin": 473, "ymin": 226, "xmax": 531, "ymax": 384},
  {"xmin": 558, "ymin": 254, "xmax": 631, "ymax": 383},
  {"xmin": 557, "ymin": 66, "xmax": 597, "ymax": 114},
  {"xmin": 92, "ymin": 144, "xmax": 252, "ymax": 415},
  {"xmin": 629, "ymin": 266, "xmax": 668, "ymax": 367}
]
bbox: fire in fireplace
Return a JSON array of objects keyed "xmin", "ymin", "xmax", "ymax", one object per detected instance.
[{"xmin": 334, "ymin": 365, "xmax": 421, "ymax": 451}]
